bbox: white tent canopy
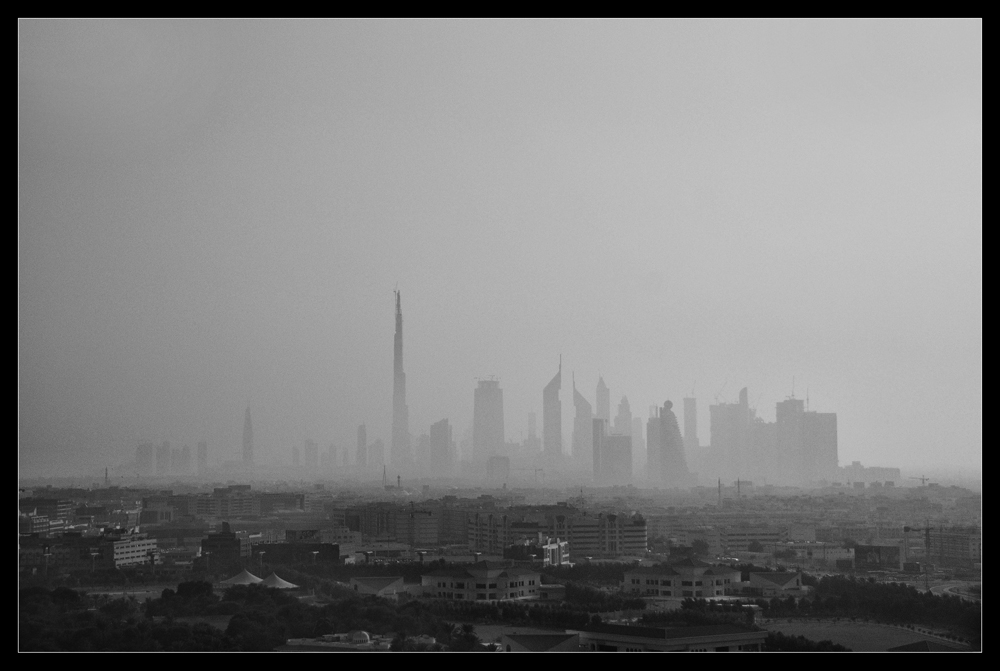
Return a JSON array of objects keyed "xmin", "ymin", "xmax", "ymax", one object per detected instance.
[
  {"xmin": 260, "ymin": 572, "xmax": 298, "ymax": 589},
  {"xmin": 220, "ymin": 569, "xmax": 263, "ymax": 585}
]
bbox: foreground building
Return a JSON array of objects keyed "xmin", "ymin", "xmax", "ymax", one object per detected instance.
[{"xmin": 567, "ymin": 623, "xmax": 767, "ymax": 652}]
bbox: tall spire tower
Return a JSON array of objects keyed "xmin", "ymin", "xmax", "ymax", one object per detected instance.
[
  {"xmin": 391, "ymin": 290, "xmax": 410, "ymax": 466},
  {"xmin": 242, "ymin": 407, "xmax": 254, "ymax": 465}
]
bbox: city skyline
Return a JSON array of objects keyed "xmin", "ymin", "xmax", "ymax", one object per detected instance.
[{"xmin": 19, "ymin": 20, "xmax": 981, "ymax": 478}]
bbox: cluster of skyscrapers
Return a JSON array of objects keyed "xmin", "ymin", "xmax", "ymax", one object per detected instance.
[
  {"xmin": 132, "ymin": 289, "xmax": 841, "ymax": 487},
  {"xmin": 376, "ymin": 291, "xmax": 840, "ymax": 487}
]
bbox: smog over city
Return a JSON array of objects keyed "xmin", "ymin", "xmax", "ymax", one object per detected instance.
[{"xmin": 18, "ymin": 19, "xmax": 981, "ymax": 653}]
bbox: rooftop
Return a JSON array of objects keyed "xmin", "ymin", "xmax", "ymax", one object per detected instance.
[{"xmin": 504, "ymin": 634, "xmax": 579, "ymax": 651}]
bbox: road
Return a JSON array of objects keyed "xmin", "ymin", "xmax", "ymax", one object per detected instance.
[{"xmin": 930, "ymin": 582, "xmax": 981, "ymax": 602}]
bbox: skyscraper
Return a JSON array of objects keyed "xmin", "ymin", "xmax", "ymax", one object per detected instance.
[
  {"xmin": 709, "ymin": 388, "xmax": 751, "ymax": 480},
  {"xmin": 156, "ymin": 441, "xmax": 171, "ymax": 476},
  {"xmin": 430, "ymin": 418, "xmax": 453, "ymax": 475},
  {"xmin": 391, "ymin": 290, "xmax": 411, "ymax": 466},
  {"xmin": 242, "ymin": 407, "xmax": 254, "ymax": 466},
  {"xmin": 543, "ymin": 357, "xmax": 562, "ymax": 459},
  {"xmin": 526, "ymin": 412, "xmax": 540, "ymax": 453},
  {"xmin": 631, "ymin": 416, "xmax": 644, "ymax": 473},
  {"xmin": 357, "ymin": 424, "xmax": 368, "ymax": 469},
  {"xmin": 647, "ymin": 407, "xmax": 660, "ymax": 478},
  {"xmin": 596, "ymin": 376, "xmax": 610, "ymax": 423},
  {"xmin": 572, "ymin": 373, "xmax": 593, "ymax": 469},
  {"xmin": 802, "ymin": 411, "xmax": 838, "ymax": 482},
  {"xmin": 775, "ymin": 397, "xmax": 805, "ymax": 483},
  {"xmin": 614, "ymin": 396, "xmax": 632, "ymax": 436},
  {"xmin": 659, "ymin": 400, "xmax": 690, "ymax": 487},
  {"xmin": 473, "ymin": 379, "xmax": 504, "ymax": 461},
  {"xmin": 594, "ymin": 418, "xmax": 633, "ymax": 485},
  {"xmin": 683, "ymin": 397, "xmax": 699, "ymax": 451}
]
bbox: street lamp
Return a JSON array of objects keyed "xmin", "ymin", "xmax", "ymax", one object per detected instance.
[
  {"xmin": 90, "ymin": 550, "xmax": 99, "ymax": 574},
  {"xmin": 311, "ymin": 550, "xmax": 319, "ymax": 565},
  {"xmin": 204, "ymin": 551, "xmax": 211, "ymax": 576},
  {"xmin": 259, "ymin": 551, "xmax": 265, "ymax": 572}
]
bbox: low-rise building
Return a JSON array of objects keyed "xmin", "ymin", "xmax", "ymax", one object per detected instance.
[
  {"xmin": 110, "ymin": 532, "xmax": 159, "ymax": 568},
  {"xmin": 420, "ymin": 561, "xmax": 542, "ymax": 602},
  {"xmin": 622, "ymin": 559, "xmax": 742, "ymax": 599}
]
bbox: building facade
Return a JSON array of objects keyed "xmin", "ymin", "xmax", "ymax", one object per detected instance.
[
  {"xmin": 623, "ymin": 560, "xmax": 741, "ymax": 599},
  {"xmin": 421, "ymin": 562, "xmax": 541, "ymax": 602}
]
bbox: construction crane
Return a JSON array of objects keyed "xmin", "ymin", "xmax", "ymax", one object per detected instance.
[
  {"xmin": 713, "ymin": 376, "xmax": 729, "ymax": 404},
  {"xmin": 909, "ymin": 475, "xmax": 932, "ymax": 486}
]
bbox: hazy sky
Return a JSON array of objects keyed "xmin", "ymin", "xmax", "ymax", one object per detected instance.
[{"xmin": 19, "ymin": 20, "xmax": 981, "ymax": 477}]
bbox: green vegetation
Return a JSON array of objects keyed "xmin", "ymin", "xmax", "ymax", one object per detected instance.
[
  {"xmin": 561, "ymin": 582, "xmax": 646, "ymax": 611},
  {"xmin": 19, "ymin": 582, "xmax": 491, "ymax": 651}
]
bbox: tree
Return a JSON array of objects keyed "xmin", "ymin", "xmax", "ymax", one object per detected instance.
[
  {"xmin": 692, "ymin": 539, "xmax": 710, "ymax": 555},
  {"xmin": 747, "ymin": 540, "xmax": 765, "ymax": 552}
]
